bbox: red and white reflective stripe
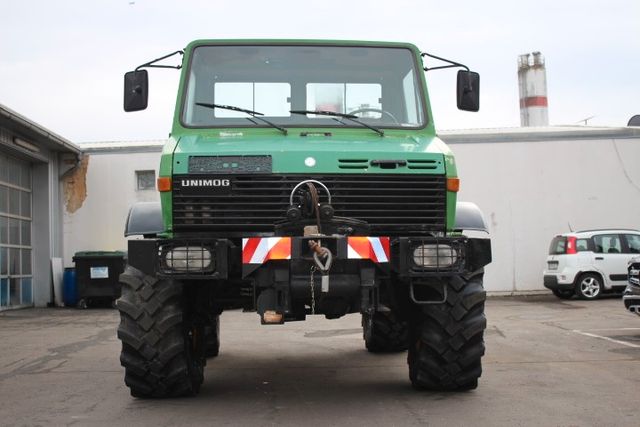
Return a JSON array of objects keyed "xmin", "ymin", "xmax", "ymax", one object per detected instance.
[
  {"xmin": 520, "ymin": 96, "xmax": 548, "ymax": 108},
  {"xmin": 242, "ymin": 237, "xmax": 291, "ymax": 264},
  {"xmin": 347, "ymin": 237, "xmax": 390, "ymax": 263}
]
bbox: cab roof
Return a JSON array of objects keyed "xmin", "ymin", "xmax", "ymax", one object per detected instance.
[{"xmin": 185, "ymin": 39, "xmax": 421, "ymax": 53}]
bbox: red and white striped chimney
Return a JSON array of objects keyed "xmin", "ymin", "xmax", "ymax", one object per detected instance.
[{"xmin": 518, "ymin": 52, "xmax": 549, "ymax": 126}]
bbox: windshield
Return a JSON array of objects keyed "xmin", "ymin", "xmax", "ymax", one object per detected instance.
[{"xmin": 182, "ymin": 45, "xmax": 426, "ymax": 129}]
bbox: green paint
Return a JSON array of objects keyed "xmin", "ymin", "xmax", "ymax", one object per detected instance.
[{"xmin": 158, "ymin": 40, "xmax": 461, "ymax": 234}]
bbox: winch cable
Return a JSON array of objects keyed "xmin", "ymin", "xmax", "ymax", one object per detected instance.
[{"xmin": 307, "ymin": 182, "xmax": 322, "ymax": 235}]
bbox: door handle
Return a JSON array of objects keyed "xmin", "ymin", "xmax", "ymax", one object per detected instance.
[{"xmin": 595, "ymin": 257, "xmax": 604, "ymax": 260}]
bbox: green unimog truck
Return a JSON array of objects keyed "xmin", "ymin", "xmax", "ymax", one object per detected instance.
[{"xmin": 118, "ymin": 39, "xmax": 491, "ymax": 397}]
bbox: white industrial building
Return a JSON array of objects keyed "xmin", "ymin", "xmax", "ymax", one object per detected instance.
[
  {"xmin": 447, "ymin": 126, "xmax": 640, "ymax": 292},
  {"xmin": 61, "ymin": 140, "xmax": 164, "ymax": 266},
  {"xmin": 1, "ymin": 104, "xmax": 82, "ymax": 310},
  {"xmin": 64, "ymin": 126, "xmax": 640, "ymax": 294}
]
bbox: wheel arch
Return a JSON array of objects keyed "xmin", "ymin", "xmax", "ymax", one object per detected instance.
[
  {"xmin": 454, "ymin": 201, "xmax": 489, "ymax": 233},
  {"xmin": 573, "ymin": 270, "xmax": 605, "ymax": 287},
  {"xmin": 124, "ymin": 202, "xmax": 164, "ymax": 237}
]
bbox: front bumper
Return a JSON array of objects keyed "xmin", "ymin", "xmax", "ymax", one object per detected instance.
[
  {"xmin": 126, "ymin": 235, "xmax": 491, "ymax": 279},
  {"xmin": 544, "ymin": 275, "xmax": 575, "ymax": 291}
]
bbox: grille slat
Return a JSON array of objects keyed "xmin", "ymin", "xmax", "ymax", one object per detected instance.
[
  {"xmin": 172, "ymin": 174, "xmax": 446, "ymax": 235},
  {"xmin": 175, "ymin": 193, "xmax": 442, "ymax": 199}
]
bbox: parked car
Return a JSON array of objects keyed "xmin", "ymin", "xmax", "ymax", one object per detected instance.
[
  {"xmin": 623, "ymin": 257, "xmax": 640, "ymax": 315},
  {"xmin": 543, "ymin": 229, "xmax": 640, "ymax": 300}
]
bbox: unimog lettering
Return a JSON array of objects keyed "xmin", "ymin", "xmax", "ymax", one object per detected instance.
[
  {"xmin": 181, "ymin": 179, "xmax": 230, "ymax": 187},
  {"xmin": 118, "ymin": 40, "xmax": 492, "ymax": 398}
]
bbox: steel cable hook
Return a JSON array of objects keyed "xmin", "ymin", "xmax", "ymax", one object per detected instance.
[{"xmin": 313, "ymin": 248, "xmax": 332, "ymax": 273}]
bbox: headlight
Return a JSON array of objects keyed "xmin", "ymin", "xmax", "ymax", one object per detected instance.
[
  {"xmin": 412, "ymin": 244, "xmax": 459, "ymax": 268},
  {"xmin": 165, "ymin": 246, "xmax": 213, "ymax": 271}
]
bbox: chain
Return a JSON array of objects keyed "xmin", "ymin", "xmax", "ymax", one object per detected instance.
[{"xmin": 309, "ymin": 265, "xmax": 317, "ymax": 315}]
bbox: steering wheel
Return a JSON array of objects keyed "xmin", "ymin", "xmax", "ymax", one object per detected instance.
[{"xmin": 348, "ymin": 107, "xmax": 399, "ymax": 124}]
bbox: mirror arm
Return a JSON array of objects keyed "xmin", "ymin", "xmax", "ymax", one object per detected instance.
[
  {"xmin": 421, "ymin": 52, "xmax": 470, "ymax": 72},
  {"xmin": 135, "ymin": 50, "xmax": 184, "ymax": 72}
]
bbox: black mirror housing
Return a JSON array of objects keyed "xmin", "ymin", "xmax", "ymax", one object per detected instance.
[
  {"xmin": 124, "ymin": 70, "xmax": 149, "ymax": 112},
  {"xmin": 457, "ymin": 70, "xmax": 480, "ymax": 112}
]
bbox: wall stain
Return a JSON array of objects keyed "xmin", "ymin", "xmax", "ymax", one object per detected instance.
[{"xmin": 63, "ymin": 155, "xmax": 89, "ymax": 213}]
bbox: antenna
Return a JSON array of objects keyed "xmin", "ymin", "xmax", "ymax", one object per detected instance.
[
  {"xmin": 576, "ymin": 116, "xmax": 595, "ymax": 125},
  {"xmin": 568, "ymin": 222, "xmax": 574, "ymax": 232}
]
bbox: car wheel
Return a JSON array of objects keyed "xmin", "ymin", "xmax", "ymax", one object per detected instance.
[
  {"xmin": 552, "ymin": 289, "xmax": 574, "ymax": 299},
  {"xmin": 575, "ymin": 273, "xmax": 603, "ymax": 300}
]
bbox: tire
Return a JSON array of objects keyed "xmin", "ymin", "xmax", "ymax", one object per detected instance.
[
  {"xmin": 204, "ymin": 315, "xmax": 220, "ymax": 358},
  {"xmin": 362, "ymin": 311, "xmax": 409, "ymax": 352},
  {"xmin": 575, "ymin": 273, "xmax": 603, "ymax": 300},
  {"xmin": 552, "ymin": 289, "xmax": 574, "ymax": 299},
  {"xmin": 408, "ymin": 274, "xmax": 486, "ymax": 391},
  {"xmin": 116, "ymin": 265, "xmax": 204, "ymax": 398}
]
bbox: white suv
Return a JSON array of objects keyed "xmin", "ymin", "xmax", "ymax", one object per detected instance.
[{"xmin": 543, "ymin": 229, "xmax": 640, "ymax": 299}]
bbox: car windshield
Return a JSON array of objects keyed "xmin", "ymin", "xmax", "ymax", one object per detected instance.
[{"xmin": 182, "ymin": 45, "xmax": 426, "ymax": 129}]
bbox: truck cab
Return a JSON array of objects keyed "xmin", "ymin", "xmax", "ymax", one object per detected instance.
[{"xmin": 117, "ymin": 40, "xmax": 491, "ymax": 398}]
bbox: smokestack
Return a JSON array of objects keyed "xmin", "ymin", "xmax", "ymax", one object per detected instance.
[{"xmin": 518, "ymin": 52, "xmax": 549, "ymax": 126}]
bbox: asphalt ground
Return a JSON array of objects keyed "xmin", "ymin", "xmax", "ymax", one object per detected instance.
[{"xmin": 0, "ymin": 295, "xmax": 639, "ymax": 427}]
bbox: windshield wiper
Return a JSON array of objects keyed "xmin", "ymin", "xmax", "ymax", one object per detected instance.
[
  {"xmin": 290, "ymin": 110, "xmax": 384, "ymax": 137},
  {"xmin": 196, "ymin": 103, "xmax": 288, "ymax": 135}
]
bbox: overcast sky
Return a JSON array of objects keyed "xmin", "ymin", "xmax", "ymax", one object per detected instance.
[{"xmin": 1, "ymin": 0, "xmax": 638, "ymax": 142}]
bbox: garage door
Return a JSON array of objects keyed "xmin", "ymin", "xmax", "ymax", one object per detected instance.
[{"xmin": 0, "ymin": 153, "xmax": 32, "ymax": 308}]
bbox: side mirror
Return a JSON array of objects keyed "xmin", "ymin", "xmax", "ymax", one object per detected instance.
[
  {"xmin": 457, "ymin": 70, "xmax": 480, "ymax": 112},
  {"xmin": 123, "ymin": 70, "xmax": 149, "ymax": 112}
]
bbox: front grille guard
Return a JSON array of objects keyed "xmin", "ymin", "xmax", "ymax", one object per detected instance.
[{"xmin": 395, "ymin": 236, "xmax": 467, "ymax": 277}]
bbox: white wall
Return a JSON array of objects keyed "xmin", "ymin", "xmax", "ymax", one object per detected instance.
[
  {"xmin": 64, "ymin": 129, "xmax": 640, "ymax": 292},
  {"xmin": 448, "ymin": 130, "xmax": 640, "ymax": 292},
  {"xmin": 63, "ymin": 149, "xmax": 160, "ymax": 266}
]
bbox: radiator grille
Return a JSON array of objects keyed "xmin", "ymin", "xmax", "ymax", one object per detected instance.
[{"xmin": 172, "ymin": 174, "xmax": 446, "ymax": 235}]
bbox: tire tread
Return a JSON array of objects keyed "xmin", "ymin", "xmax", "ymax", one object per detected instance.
[
  {"xmin": 363, "ymin": 312, "xmax": 409, "ymax": 353},
  {"xmin": 116, "ymin": 265, "xmax": 203, "ymax": 398},
  {"xmin": 408, "ymin": 275, "xmax": 486, "ymax": 391}
]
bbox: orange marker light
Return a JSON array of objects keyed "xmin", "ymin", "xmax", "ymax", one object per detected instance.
[
  {"xmin": 447, "ymin": 177, "xmax": 460, "ymax": 192},
  {"xmin": 157, "ymin": 177, "xmax": 172, "ymax": 192}
]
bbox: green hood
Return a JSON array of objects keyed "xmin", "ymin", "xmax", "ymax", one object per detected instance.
[{"xmin": 171, "ymin": 132, "xmax": 453, "ymax": 175}]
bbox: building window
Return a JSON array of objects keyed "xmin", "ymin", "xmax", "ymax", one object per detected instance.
[
  {"xmin": 136, "ymin": 170, "xmax": 156, "ymax": 191},
  {"xmin": 0, "ymin": 153, "xmax": 32, "ymax": 308}
]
